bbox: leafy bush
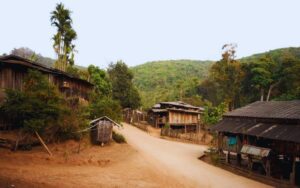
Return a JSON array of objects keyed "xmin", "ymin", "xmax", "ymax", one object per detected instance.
[
  {"xmin": 203, "ymin": 102, "xmax": 226, "ymax": 126},
  {"xmin": 112, "ymin": 131, "xmax": 126, "ymax": 143},
  {"xmin": 89, "ymin": 95, "xmax": 122, "ymax": 123},
  {"xmin": 0, "ymin": 70, "xmax": 67, "ymax": 133},
  {"xmin": 0, "ymin": 70, "xmax": 89, "ymax": 141},
  {"xmin": 207, "ymin": 147, "xmax": 220, "ymax": 165}
]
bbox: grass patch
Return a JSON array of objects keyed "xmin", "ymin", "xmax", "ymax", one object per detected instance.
[{"xmin": 112, "ymin": 131, "xmax": 126, "ymax": 143}]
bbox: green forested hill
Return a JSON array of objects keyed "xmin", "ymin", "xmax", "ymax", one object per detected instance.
[
  {"xmin": 240, "ymin": 47, "xmax": 300, "ymax": 63},
  {"xmin": 131, "ymin": 60, "xmax": 213, "ymax": 109},
  {"xmin": 132, "ymin": 47, "xmax": 300, "ymax": 109}
]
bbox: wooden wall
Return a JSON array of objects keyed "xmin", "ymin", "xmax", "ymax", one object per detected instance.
[
  {"xmin": 0, "ymin": 65, "xmax": 93, "ymax": 129},
  {"xmin": 168, "ymin": 111, "xmax": 198, "ymax": 125},
  {"xmin": 0, "ymin": 65, "xmax": 92, "ymax": 103}
]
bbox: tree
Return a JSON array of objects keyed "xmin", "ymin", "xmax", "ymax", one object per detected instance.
[
  {"xmin": 87, "ymin": 65, "xmax": 111, "ymax": 96},
  {"xmin": 203, "ymin": 102, "xmax": 226, "ymax": 126},
  {"xmin": 247, "ymin": 55, "xmax": 276, "ymax": 101},
  {"xmin": 11, "ymin": 47, "xmax": 38, "ymax": 61},
  {"xmin": 209, "ymin": 44, "xmax": 244, "ymax": 110},
  {"xmin": 51, "ymin": 3, "xmax": 77, "ymax": 71},
  {"xmin": 89, "ymin": 96, "xmax": 122, "ymax": 122},
  {"xmin": 108, "ymin": 61, "xmax": 141, "ymax": 109}
]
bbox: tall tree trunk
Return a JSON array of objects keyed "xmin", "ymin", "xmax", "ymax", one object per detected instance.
[
  {"xmin": 260, "ymin": 88, "xmax": 264, "ymax": 101},
  {"xmin": 266, "ymin": 82, "xmax": 279, "ymax": 101}
]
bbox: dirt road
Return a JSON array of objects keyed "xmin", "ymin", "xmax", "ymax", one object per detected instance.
[{"xmin": 117, "ymin": 123, "xmax": 271, "ymax": 188}]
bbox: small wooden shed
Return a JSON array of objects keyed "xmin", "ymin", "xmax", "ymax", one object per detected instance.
[{"xmin": 89, "ymin": 116, "xmax": 121, "ymax": 145}]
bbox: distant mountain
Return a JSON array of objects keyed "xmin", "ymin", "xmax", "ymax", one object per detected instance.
[{"xmin": 131, "ymin": 60, "xmax": 213, "ymax": 109}]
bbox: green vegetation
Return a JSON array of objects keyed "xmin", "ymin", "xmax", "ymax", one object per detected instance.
[
  {"xmin": 89, "ymin": 96, "xmax": 122, "ymax": 122},
  {"xmin": 203, "ymin": 102, "xmax": 227, "ymax": 126},
  {"xmin": 198, "ymin": 46, "xmax": 300, "ymax": 110},
  {"xmin": 131, "ymin": 47, "xmax": 300, "ymax": 111},
  {"xmin": 112, "ymin": 131, "xmax": 126, "ymax": 143},
  {"xmin": 0, "ymin": 70, "xmax": 88, "ymax": 140},
  {"xmin": 108, "ymin": 61, "xmax": 141, "ymax": 109},
  {"xmin": 51, "ymin": 3, "xmax": 77, "ymax": 71},
  {"xmin": 131, "ymin": 60, "xmax": 213, "ymax": 109}
]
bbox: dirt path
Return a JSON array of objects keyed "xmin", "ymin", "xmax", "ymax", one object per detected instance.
[
  {"xmin": 117, "ymin": 123, "xmax": 272, "ymax": 188},
  {"xmin": 0, "ymin": 140, "xmax": 185, "ymax": 188}
]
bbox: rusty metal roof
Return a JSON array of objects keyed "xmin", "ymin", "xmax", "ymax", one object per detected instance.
[
  {"xmin": 224, "ymin": 101, "xmax": 300, "ymax": 120},
  {"xmin": 210, "ymin": 118, "xmax": 300, "ymax": 143}
]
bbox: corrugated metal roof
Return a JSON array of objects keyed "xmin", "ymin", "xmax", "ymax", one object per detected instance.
[
  {"xmin": 167, "ymin": 108, "xmax": 201, "ymax": 114},
  {"xmin": 90, "ymin": 116, "xmax": 121, "ymax": 127},
  {"xmin": 151, "ymin": 109, "xmax": 168, "ymax": 113},
  {"xmin": 155, "ymin": 101, "xmax": 204, "ymax": 111},
  {"xmin": 0, "ymin": 55, "xmax": 93, "ymax": 86},
  {"xmin": 224, "ymin": 101, "xmax": 300, "ymax": 120},
  {"xmin": 210, "ymin": 118, "xmax": 300, "ymax": 143},
  {"xmin": 241, "ymin": 145, "xmax": 271, "ymax": 157}
]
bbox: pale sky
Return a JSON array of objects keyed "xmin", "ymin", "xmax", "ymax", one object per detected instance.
[{"xmin": 1, "ymin": 0, "xmax": 300, "ymax": 68}]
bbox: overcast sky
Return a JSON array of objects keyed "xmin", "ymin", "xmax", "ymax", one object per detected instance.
[{"xmin": 1, "ymin": 0, "xmax": 300, "ymax": 68}]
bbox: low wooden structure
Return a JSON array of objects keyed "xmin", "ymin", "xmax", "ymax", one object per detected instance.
[
  {"xmin": 210, "ymin": 101, "xmax": 300, "ymax": 186},
  {"xmin": 0, "ymin": 55, "xmax": 93, "ymax": 130},
  {"xmin": 90, "ymin": 116, "xmax": 121, "ymax": 145},
  {"xmin": 148, "ymin": 101, "xmax": 204, "ymax": 132},
  {"xmin": 123, "ymin": 108, "xmax": 147, "ymax": 124}
]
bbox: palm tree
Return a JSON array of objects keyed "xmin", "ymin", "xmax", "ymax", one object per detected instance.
[{"xmin": 50, "ymin": 3, "xmax": 77, "ymax": 71}]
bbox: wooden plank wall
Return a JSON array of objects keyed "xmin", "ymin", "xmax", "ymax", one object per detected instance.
[
  {"xmin": 169, "ymin": 111, "xmax": 198, "ymax": 125},
  {"xmin": 0, "ymin": 65, "xmax": 93, "ymax": 129}
]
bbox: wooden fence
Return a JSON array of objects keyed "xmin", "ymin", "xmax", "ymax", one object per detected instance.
[{"xmin": 161, "ymin": 128, "xmax": 211, "ymax": 144}]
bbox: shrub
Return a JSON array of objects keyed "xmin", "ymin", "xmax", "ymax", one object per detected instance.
[
  {"xmin": 0, "ymin": 70, "xmax": 67, "ymax": 134},
  {"xmin": 89, "ymin": 95, "xmax": 122, "ymax": 122},
  {"xmin": 112, "ymin": 131, "xmax": 126, "ymax": 143},
  {"xmin": 0, "ymin": 70, "xmax": 89, "ymax": 141}
]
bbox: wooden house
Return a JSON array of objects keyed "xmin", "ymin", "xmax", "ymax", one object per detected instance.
[
  {"xmin": 210, "ymin": 101, "xmax": 300, "ymax": 186},
  {"xmin": 0, "ymin": 55, "xmax": 93, "ymax": 129},
  {"xmin": 148, "ymin": 101, "xmax": 204, "ymax": 132},
  {"xmin": 90, "ymin": 116, "xmax": 121, "ymax": 145}
]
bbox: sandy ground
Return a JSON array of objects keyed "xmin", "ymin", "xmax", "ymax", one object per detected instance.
[
  {"xmin": 117, "ymin": 123, "xmax": 272, "ymax": 188},
  {"xmin": 0, "ymin": 139, "xmax": 184, "ymax": 188},
  {"xmin": 0, "ymin": 123, "xmax": 272, "ymax": 188}
]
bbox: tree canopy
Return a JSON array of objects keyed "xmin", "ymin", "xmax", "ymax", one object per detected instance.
[
  {"xmin": 108, "ymin": 61, "xmax": 141, "ymax": 109},
  {"xmin": 51, "ymin": 3, "xmax": 77, "ymax": 71}
]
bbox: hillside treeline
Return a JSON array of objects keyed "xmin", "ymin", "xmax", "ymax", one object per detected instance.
[{"xmin": 194, "ymin": 45, "xmax": 300, "ymax": 109}]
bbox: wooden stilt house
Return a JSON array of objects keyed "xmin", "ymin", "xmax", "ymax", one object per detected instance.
[
  {"xmin": 148, "ymin": 101, "xmax": 204, "ymax": 132},
  {"xmin": 210, "ymin": 100, "xmax": 300, "ymax": 186},
  {"xmin": 0, "ymin": 55, "xmax": 93, "ymax": 130}
]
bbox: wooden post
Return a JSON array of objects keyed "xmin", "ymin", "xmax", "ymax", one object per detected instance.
[
  {"xmin": 77, "ymin": 133, "xmax": 82, "ymax": 154},
  {"xmin": 266, "ymin": 159, "xmax": 271, "ymax": 177},
  {"xmin": 237, "ymin": 154, "xmax": 241, "ymax": 166},
  {"xmin": 184, "ymin": 125, "xmax": 187, "ymax": 134},
  {"xmin": 35, "ymin": 131, "xmax": 52, "ymax": 156},
  {"xmin": 218, "ymin": 133, "xmax": 223, "ymax": 153},
  {"xmin": 290, "ymin": 157, "xmax": 296, "ymax": 186},
  {"xmin": 227, "ymin": 151, "xmax": 231, "ymax": 164},
  {"xmin": 248, "ymin": 155, "xmax": 252, "ymax": 170}
]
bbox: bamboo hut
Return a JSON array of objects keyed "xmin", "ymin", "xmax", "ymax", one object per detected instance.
[{"xmin": 90, "ymin": 116, "xmax": 121, "ymax": 145}]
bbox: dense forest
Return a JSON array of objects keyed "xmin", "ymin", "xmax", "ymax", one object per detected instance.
[
  {"xmin": 131, "ymin": 46, "xmax": 300, "ymax": 110},
  {"xmin": 131, "ymin": 60, "xmax": 213, "ymax": 109}
]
